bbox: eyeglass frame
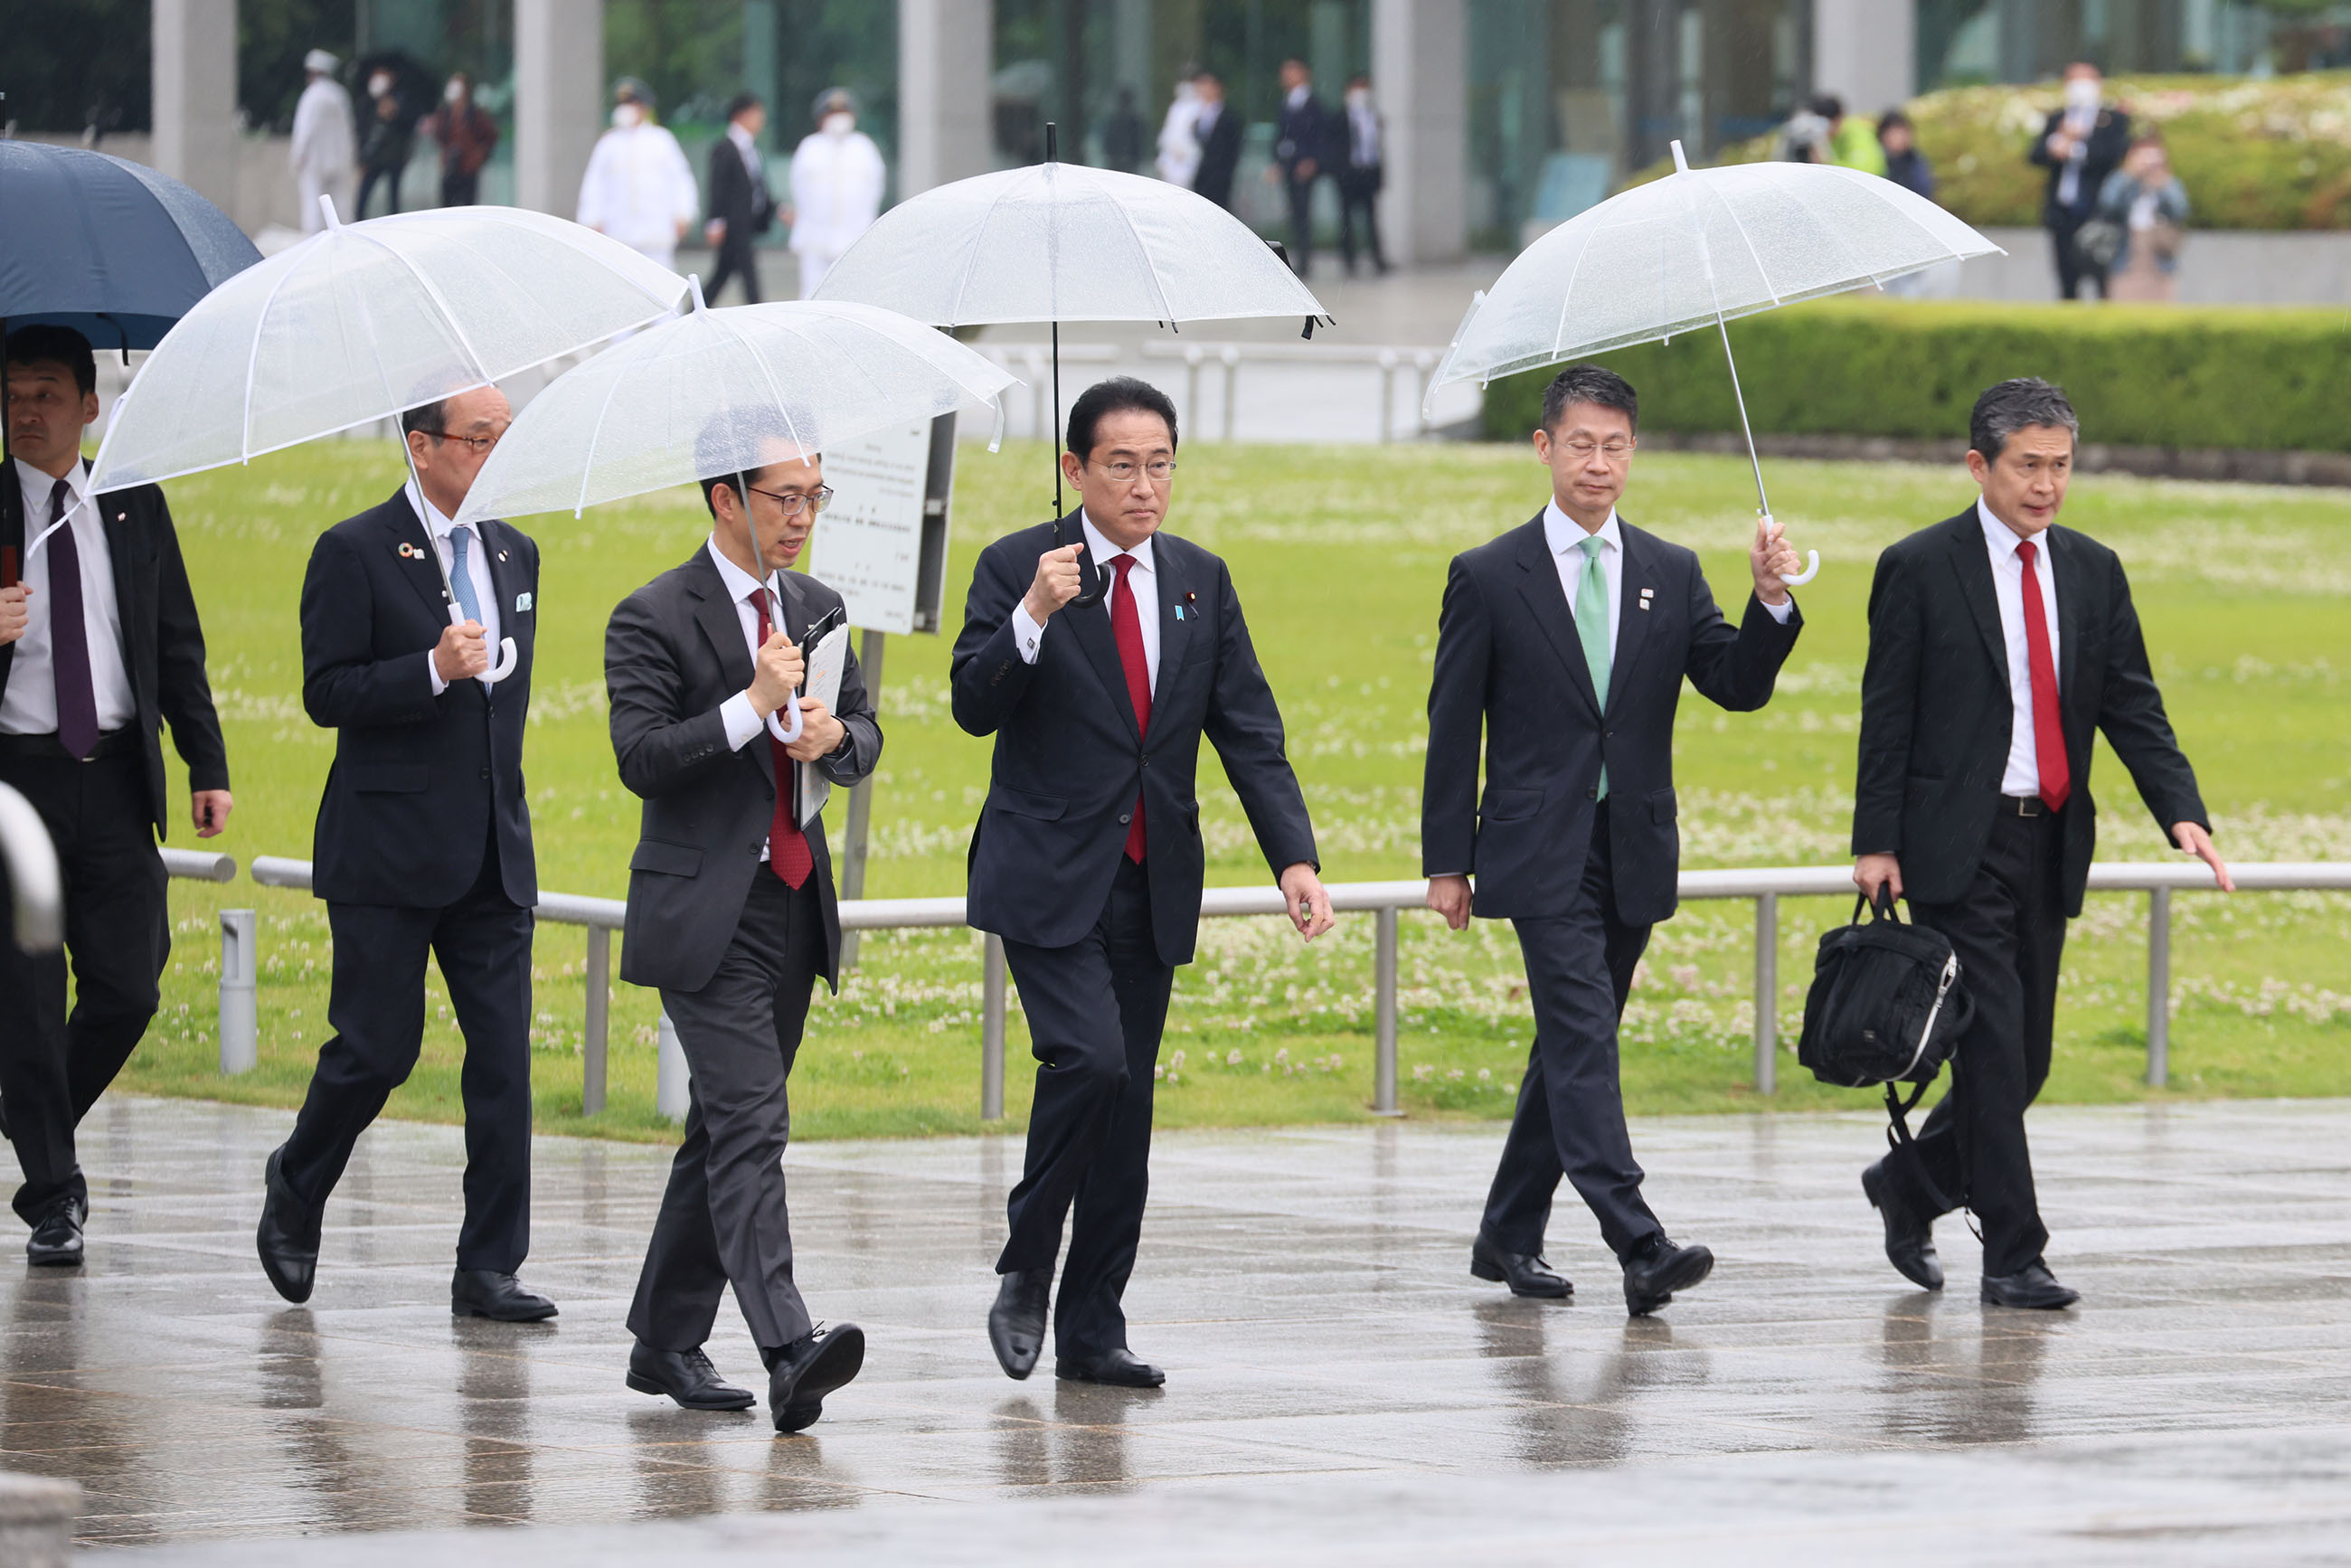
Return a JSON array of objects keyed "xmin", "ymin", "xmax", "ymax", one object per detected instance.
[
  {"xmin": 1084, "ymin": 457, "xmax": 1178, "ymax": 483},
  {"xmin": 1553, "ymin": 437, "xmax": 1637, "ymax": 462},
  {"xmin": 742, "ymin": 480, "xmax": 836, "ymax": 518},
  {"xmin": 414, "ymin": 427, "xmax": 505, "ymax": 457}
]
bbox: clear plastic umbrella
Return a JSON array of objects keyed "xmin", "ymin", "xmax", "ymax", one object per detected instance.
[
  {"xmin": 1428, "ymin": 142, "xmax": 2005, "ymax": 584},
  {"xmin": 86, "ymin": 198, "xmax": 686, "ymax": 681},
  {"xmin": 814, "ymin": 125, "xmax": 1327, "ymax": 603},
  {"xmin": 454, "ymin": 285, "xmax": 1019, "ymax": 741}
]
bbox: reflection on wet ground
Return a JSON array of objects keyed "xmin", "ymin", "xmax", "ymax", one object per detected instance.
[{"xmin": 15, "ymin": 1096, "xmax": 2351, "ymax": 1559}]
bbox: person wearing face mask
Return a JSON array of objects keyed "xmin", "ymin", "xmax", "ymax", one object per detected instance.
[
  {"xmin": 1337, "ymin": 74, "xmax": 1387, "ymax": 277},
  {"xmin": 355, "ymin": 67, "xmax": 415, "ymax": 220},
  {"xmin": 424, "ymin": 72, "xmax": 500, "ymax": 209},
  {"xmin": 2029, "ymin": 63, "xmax": 2131, "ymax": 300},
  {"xmin": 1188, "ymin": 72, "xmax": 1243, "ymax": 211},
  {"xmin": 1155, "ymin": 71, "xmax": 1203, "ymax": 189},
  {"xmin": 290, "ymin": 50, "xmax": 355, "ymax": 234},
  {"xmin": 785, "ymin": 89, "xmax": 886, "ymax": 299},
  {"xmin": 577, "ymin": 78, "xmax": 700, "ymax": 272}
]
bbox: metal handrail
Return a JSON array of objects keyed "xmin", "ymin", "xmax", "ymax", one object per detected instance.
[
  {"xmin": 169, "ymin": 855, "xmax": 2350, "ymax": 1115},
  {"xmin": 0, "ymin": 782, "xmax": 63, "ymax": 953}
]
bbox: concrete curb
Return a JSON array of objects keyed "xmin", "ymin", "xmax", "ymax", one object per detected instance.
[{"xmin": 0, "ymin": 1473, "xmax": 80, "ymax": 1567}]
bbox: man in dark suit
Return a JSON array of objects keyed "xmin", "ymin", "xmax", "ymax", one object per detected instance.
[
  {"xmin": 2030, "ymin": 61, "xmax": 2131, "ymax": 300},
  {"xmin": 1270, "ymin": 58, "xmax": 1331, "ymax": 277},
  {"xmin": 1190, "ymin": 71, "xmax": 1244, "ymax": 213},
  {"xmin": 1336, "ymin": 74, "xmax": 1388, "ymax": 276},
  {"xmin": 256, "ymin": 385, "xmax": 556, "ymax": 1324},
  {"xmin": 1853, "ymin": 378, "xmax": 2228, "ymax": 1310},
  {"xmin": 954, "ymin": 377, "xmax": 1330, "ymax": 1388},
  {"xmin": 704, "ymin": 92, "xmax": 774, "ymax": 306},
  {"xmin": 1423, "ymin": 364, "xmax": 1803, "ymax": 1316},
  {"xmin": 0, "ymin": 325, "xmax": 231, "ymax": 1265},
  {"xmin": 606, "ymin": 444, "xmax": 880, "ymax": 1432}
]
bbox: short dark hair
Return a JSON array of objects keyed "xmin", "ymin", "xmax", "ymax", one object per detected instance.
[
  {"xmin": 1969, "ymin": 377, "xmax": 2078, "ymax": 461},
  {"xmin": 5, "ymin": 325, "xmax": 97, "ymax": 396},
  {"xmin": 1539, "ymin": 364, "xmax": 1638, "ymax": 436},
  {"xmin": 399, "ymin": 399, "xmax": 448, "ymax": 438},
  {"xmin": 1877, "ymin": 109, "xmax": 1913, "ymax": 136},
  {"xmin": 1808, "ymin": 92, "xmax": 1844, "ymax": 121},
  {"xmin": 1066, "ymin": 376, "xmax": 1178, "ymax": 458},
  {"xmin": 726, "ymin": 91, "xmax": 762, "ymax": 122}
]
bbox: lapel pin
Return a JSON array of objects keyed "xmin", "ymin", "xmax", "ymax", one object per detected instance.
[
  {"xmin": 515, "ymin": 591, "xmax": 533, "ymax": 612},
  {"xmin": 498, "ymin": 551, "xmax": 508, "ymax": 562},
  {"xmin": 397, "ymin": 542, "xmax": 415, "ymax": 559}
]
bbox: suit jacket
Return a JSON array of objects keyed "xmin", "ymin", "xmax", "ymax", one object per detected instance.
[
  {"xmin": 2030, "ymin": 106, "xmax": 2131, "ymax": 221},
  {"xmin": 706, "ymin": 135, "xmax": 773, "ymax": 241},
  {"xmin": 299, "ymin": 489, "xmax": 538, "ymax": 909},
  {"xmin": 950, "ymin": 515, "xmax": 1317, "ymax": 969},
  {"xmin": 0, "ymin": 460, "xmax": 229, "ymax": 836},
  {"xmin": 607, "ymin": 549, "xmax": 880, "ymax": 994},
  {"xmin": 1193, "ymin": 109, "xmax": 1244, "ymax": 208},
  {"xmin": 1853, "ymin": 508, "xmax": 2205, "ymax": 917},
  {"xmin": 1275, "ymin": 95, "xmax": 1330, "ymax": 179},
  {"xmin": 1421, "ymin": 512, "xmax": 1801, "ymax": 927}
]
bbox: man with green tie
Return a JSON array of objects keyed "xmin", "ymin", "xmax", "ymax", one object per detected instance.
[{"xmin": 1421, "ymin": 364, "xmax": 1804, "ymax": 1316}]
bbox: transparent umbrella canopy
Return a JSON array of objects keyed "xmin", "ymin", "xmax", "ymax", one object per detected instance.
[{"xmin": 1429, "ymin": 143, "xmax": 2004, "ymax": 583}]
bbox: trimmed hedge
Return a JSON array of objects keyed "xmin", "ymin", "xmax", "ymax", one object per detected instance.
[{"xmin": 1478, "ymin": 299, "xmax": 2351, "ymax": 453}]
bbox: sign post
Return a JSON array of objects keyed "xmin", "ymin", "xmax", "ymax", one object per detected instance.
[{"xmin": 809, "ymin": 412, "xmax": 958, "ymax": 967}]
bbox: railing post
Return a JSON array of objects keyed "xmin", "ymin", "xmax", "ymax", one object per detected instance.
[
  {"xmin": 656, "ymin": 1010, "xmax": 689, "ymax": 1123},
  {"xmin": 1184, "ymin": 344, "xmax": 1204, "ymax": 433},
  {"xmin": 1220, "ymin": 345, "xmax": 1240, "ymax": 442},
  {"xmin": 582, "ymin": 925, "xmax": 610, "ymax": 1115},
  {"xmin": 1377, "ymin": 348, "xmax": 1398, "ymax": 444},
  {"xmin": 218, "ymin": 909, "xmax": 257, "ymax": 1075},
  {"xmin": 837, "ymin": 629, "xmax": 885, "ymax": 970},
  {"xmin": 981, "ymin": 932, "xmax": 1006, "ymax": 1122},
  {"xmin": 2147, "ymin": 885, "xmax": 2171, "ymax": 1088},
  {"xmin": 1374, "ymin": 904, "xmax": 1401, "ymax": 1116},
  {"xmin": 1752, "ymin": 893, "xmax": 1777, "ymax": 1096}
]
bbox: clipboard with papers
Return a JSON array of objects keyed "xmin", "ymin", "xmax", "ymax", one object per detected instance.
[{"xmin": 793, "ymin": 619, "xmax": 851, "ymax": 828}]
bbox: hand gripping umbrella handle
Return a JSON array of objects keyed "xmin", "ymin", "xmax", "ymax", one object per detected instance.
[
  {"xmin": 766, "ymin": 701, "xmax": 806, "ymax": 746},
  {"xmin": 1758, "ymin": 514, "xmax": 1821, "ymax": 587},
  {"xmin": 447, "ymin": 604, "xmax": 519, "ymax": 682}
]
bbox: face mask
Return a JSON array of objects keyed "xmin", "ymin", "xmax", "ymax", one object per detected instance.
[
  {"xmin": 445, "ymin": 80, "xmax": 464, "ymax": 104},
  {"xmin": 613, "ymin": 103, "xmax": 643, "ymax": 129},
  {"xmin": 2064, "ymin": 77, "xmax": 2100, "ymax": 111},
  {"xmin": 369, "ymin": 74, "xmax": 392, "ymax": 99},
  {"xmin": 822, "ymin": 112, "xmax": 854, "ymax": 137},
  {"xmin": 1346, "ymin": 90, "xmax": 1370, "ymax": 110}
]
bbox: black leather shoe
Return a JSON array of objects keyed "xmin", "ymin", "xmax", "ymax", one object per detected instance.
[
  {"xmin": 256, "ymin": 1146, "xmax": 319, "ymax": 1304},
  {"xmin": 1469, "ymin": 1232, "xmax": 1572, "ymax": 1299},
  {"xmin": 1055, "ymin": 1347, "xmax": 1166, "ymax": 1387},
  {"xmin": 24, "ymin": 1197, "xmax": 83, "ymax": 1267},
  {"xmin": 1862, "ymin": 1158, "xmax": 1944, "ymax": 1291},
  {"xmin": 628, "ymin": 1342, "xmax": 755, "ymax": 1411},
  {"xmin": 1622, "ymin": 1233, "xmax": 1714, "ymax": 1316},
  {"xmin": 988, "ymin": 1268, "xmax": 1052, "ymax": 1380},
  {"xmin": 767, "ymin": 1322, "xmax": 865, "ymax": 1433},
  {"xmin": 1980, "ymin": 1261, "xmax": 2079, "ymax": 1310},
  {"xmin": 452, "ymin": 1269, "xmax": 558, "ymax": 1321}
]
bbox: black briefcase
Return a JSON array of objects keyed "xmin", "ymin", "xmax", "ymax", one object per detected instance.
[{"xmin": 1797, "ymin": 892, "xmax": 1973, "ymax": 1171}]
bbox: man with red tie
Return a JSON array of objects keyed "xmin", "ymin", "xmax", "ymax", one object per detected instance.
[
  {"xmin": 951, "ymin": 378, "xmax": 1329, "ymax": 1388},
  {"xmin": 1852, "ymin": 378, "xmax": 2230, "ymax": 1310}
]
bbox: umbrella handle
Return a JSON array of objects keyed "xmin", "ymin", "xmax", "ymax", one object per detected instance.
[
  {"xmin": 1057, "ymin": 513, "xmax": 1106, "ymax": 609},
  {"xmin": 1780, "ymin": 551, "xmax": 1820, "ymax": 587},
  {"xmin": 447, "ymin": 604, "xmax": 519, "ymax": 683},
  {"xmin": 767, "ymin": 701, "xmax": 807, "ymax": 745}
]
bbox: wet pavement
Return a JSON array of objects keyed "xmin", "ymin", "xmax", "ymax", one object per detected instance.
[{"xmin": 17, "ymin": 1096, "xmax": 2351, "ymax": 1562}]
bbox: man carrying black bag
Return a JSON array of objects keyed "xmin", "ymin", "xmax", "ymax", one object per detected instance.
[{"xmin": 1851, "ymin": 379, "xmax": 2230, "ymax": 1309}]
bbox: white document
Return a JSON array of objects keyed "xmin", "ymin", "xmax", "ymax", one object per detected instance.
[{"xmin": 797, "ymin": 624, "xmax": 850, "ymax": 827}]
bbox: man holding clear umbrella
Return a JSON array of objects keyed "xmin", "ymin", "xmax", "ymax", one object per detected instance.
[{"xmin": 256, "ymin": 385, "xmax": 555, "ymax": 1323}]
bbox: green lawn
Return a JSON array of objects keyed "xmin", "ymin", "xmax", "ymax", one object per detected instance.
[{"xmin": 123, "ymin": 438, "xmax": 2351, "ymax": 1142}]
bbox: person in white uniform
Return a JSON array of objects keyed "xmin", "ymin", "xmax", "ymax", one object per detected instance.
[
  {"xmin": 1155, "ymin": 75, "xmax": 1203, "ymax": 188},
  {"xmin": 290, "ymin": 50, "xmax": 356, "ymax": 234},
  {"xmin": 577, "ymin": 78, "xmax": 700, "ymax": 273},
  {"xmin": 785, "ymin": 89, "xmax": 886, "ymax": 300}
]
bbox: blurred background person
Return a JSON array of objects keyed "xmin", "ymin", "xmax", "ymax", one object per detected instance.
[
  {"xmin": 1270, "ymin": 58, "xmax": 1331, "ymax": 276},
  {"xmin": 1156, "ymin": 70, "xmax": 1202, "ymax": 188},
  {"xmin": 2099, "ymin": 134, "xmax": 2190, "ymax": 304},
  {"xmin": 1878, "ymin": 109, "xmax": 1934, "ymax": 199},
  {"xmin": 1337, "ymin": 73, "xmax": 1387, "ymax": 277},
  {"xmin": 786, "ymin": 88, "xmax": 885, "ymax": 300},
  {"xmin": 578, "ymin": 78, "xmax": 699, "ymax": 273},
  {"xmin": 1189, "ymin": 71, "xmax": 1242, "ymax": 211},
  {"xmin": 424, "ymin": 71, "xmax": 499, "ymax": 209},
  {"xmin": 2031, "ymin": 62, "xmax": 2131, "ymax": 300},
  {"xmin": 290, "ymin": 49, "xmax": 354, "ymax": 233},
  {"xmin": 1781, "ymin": 95, "xmax": 1882, "ymax": 174},
  {"xmin": 1102, "ymin": 86, "xmax": 1145, "ymax": 175},
  {"xmin": 704, "ymin": 93, "xmax": 775, "ymax": 305},
  {"xmin": 354, "ymin": 66, "xmax": 414, "ymax": 219}
]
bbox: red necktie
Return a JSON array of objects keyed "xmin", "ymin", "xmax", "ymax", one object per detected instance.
[
  {"xmin": 1109, "ymin": 554, "xmax": 1151, "ymax": 863},
  {"xmin": 754, "ymin": 594, "xmax": 815, "ymax": 888},
  {"xmin": 2017, "ymin": 540, "xmax": 2069, "ymax": 813}
]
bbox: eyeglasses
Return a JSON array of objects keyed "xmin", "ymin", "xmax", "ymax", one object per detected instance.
[
  {"xmin": 419, "ymin": 429, "xmax": 505, "ymax": 457},
  {"xmin": 745, "ymin": 482, "xmax": 835, "ymax": 517},
  {"xmin": 1088, "ymin": 458, "xmax": 1176, "ymax": 483},
  {"xmin": 1556, "ymin": 439, "xmax": 1634, "ymax": 461}
]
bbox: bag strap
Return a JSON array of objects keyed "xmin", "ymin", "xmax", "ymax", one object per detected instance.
[{"xmin": 1883, "ymin": 1080, "xmax": 1959, "ymax": 1216}]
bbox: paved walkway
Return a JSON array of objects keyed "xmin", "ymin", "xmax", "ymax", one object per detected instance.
[{"xmin": 18, "ymin": 1097, "xmax": 2351, "ymax": 1562}]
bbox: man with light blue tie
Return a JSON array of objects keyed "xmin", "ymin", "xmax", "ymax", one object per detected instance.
[{"xmin": 256, "ymin": 384, "xmax": 555, "ymax": 1322}]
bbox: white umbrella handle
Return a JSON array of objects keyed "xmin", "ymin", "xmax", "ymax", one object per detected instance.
[
  {"xmin": 1781, "ymin": 551, "xmax": 1820, "ymax": 587},
  {"xmin": 447, "ymin": 603, "xmax": 519, "ymax": 682},
  {"xmin": 767, "ymin": 701, "xmax": 805, "ymax": 745}
]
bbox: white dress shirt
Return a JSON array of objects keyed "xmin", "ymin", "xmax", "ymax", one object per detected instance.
[
  {"xmin": 1978, "ymin": 498, "xmax": 2063, "ymax": 798},
  {"xmin": 1349, "ymin": 102, "xmax": 1381, "ymax": 167},
  {"xmin": 1006, "ymin": 514, "xmax": 1160, "ymax": 692},
  {"xmin": 708, "ymin": 537, "xmax": 791, "ymax": 861},
  {"xmin": 1, "ymin": 460, "xmax": 135, "ymax": 736},
  {"xmin": 413, "ymin": 481, "xmax": 502, "ymax": 695},
  {"xmin": 727, "ymin": 120, "xmax": 763, "ymax": 183}
]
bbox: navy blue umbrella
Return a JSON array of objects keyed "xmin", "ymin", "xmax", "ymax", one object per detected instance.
[{"xmin": 0, "ymin": 140, "xmax": 260, "ymax": 353}]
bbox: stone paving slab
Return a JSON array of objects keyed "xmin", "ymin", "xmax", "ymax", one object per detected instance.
[{"xmin": 14, "ymin": 1096, "xmax": 2351, "ymax": 1562}]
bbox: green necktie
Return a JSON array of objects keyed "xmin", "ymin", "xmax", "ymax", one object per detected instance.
[{"xmin": 1574, "ymin": 534, "xmax": 1610, "ymax": 800}]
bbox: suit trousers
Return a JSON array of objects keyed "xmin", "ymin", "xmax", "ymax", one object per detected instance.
[
  {"xmin": 1338, "ymin": 170, "xmax": 1384, "ymax": 271},
  {"xmin": 706, "ymin": 235, "xmax": 762, "ymax": 305},
  {"xmin": 2048, "ymin": 209, "xmax": 2108, "ymax": 300},
  {"xmin": 0, "ymin": 749, "xmax": 167, "ymax": 1223},
  {"xmin": 280, "ymin": 823, "xmax": 534, "ymax": 1271},
  {"xmin": 630, "ymin": 872, "xmax": 824, "ymax": 1355},
  {"xmin": 1479, "ymin": 800, "xmax": 1666, "ymax": 1261},
  {"xmin": 997, "ymin": 856, "xmax": 1176, "ymax": 1360},
  {"xmin": 1285, "ymin": 175, "xmax": 1318, "ymax": 273},
  {"xmin": 1902, "ymin": 808, "xmax": 2066, "ymax": 1277}
]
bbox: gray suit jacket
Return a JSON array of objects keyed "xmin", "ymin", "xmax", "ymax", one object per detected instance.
[{"xmin": 605, "ymin": 547, "xmax": 882, "ymax": 993}]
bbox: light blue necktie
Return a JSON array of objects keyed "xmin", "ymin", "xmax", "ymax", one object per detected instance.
[
  {"xmin": 1573, "ymin": 534, "xmax": 1610, "ymax": 800},
  {"xmin": 448, "ymin": 525, "xmax": 484, "ymax": 627}
]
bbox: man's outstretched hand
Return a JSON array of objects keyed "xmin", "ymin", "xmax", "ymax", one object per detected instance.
[
  {"xmin": 2173, "ymin": 821, "xmax": 2234, "ymax": 892},
  {"xmin": 1279, "ymin": 863, "xmax": 1334, "ymax": 940}
]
